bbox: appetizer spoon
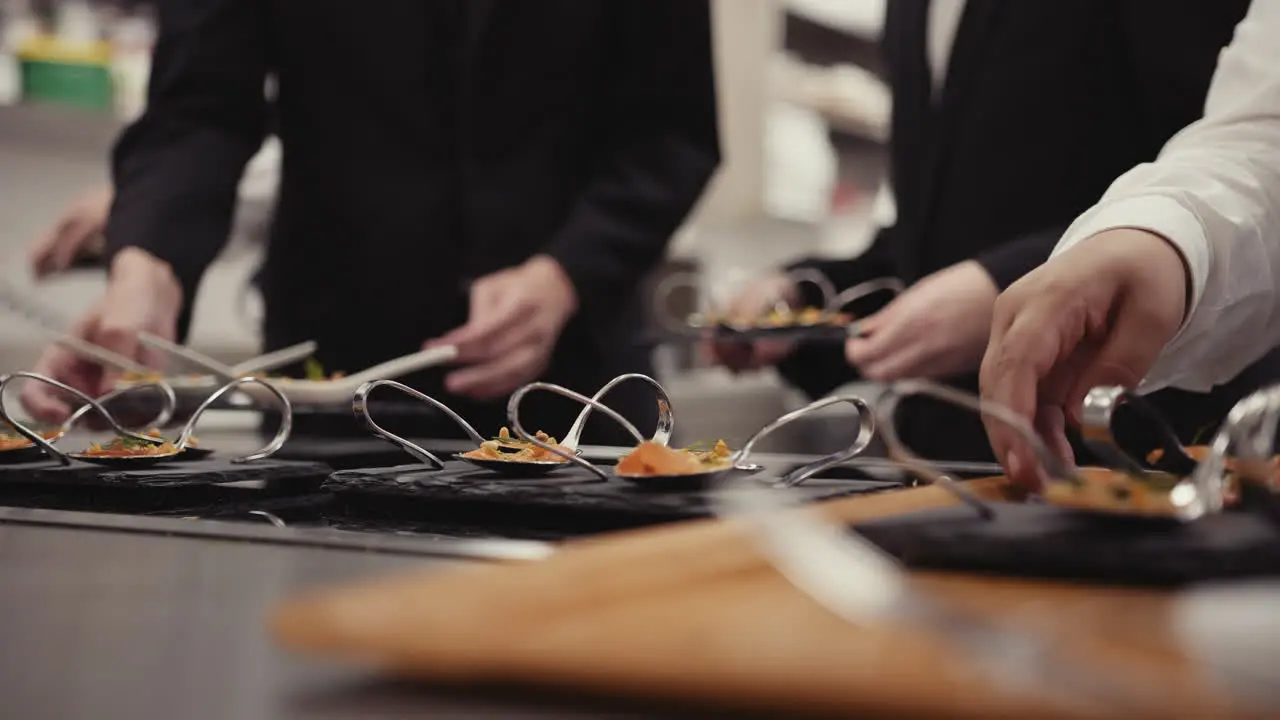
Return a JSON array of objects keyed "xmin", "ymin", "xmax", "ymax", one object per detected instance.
[
  {"xmin": 0, "ymin": 372, "xmax": 179, "ymax": 468},
  {"xmin": 166, "ymin": 376, "xmax": 293, "ymax": 463},
  {"xmin": 877, "ymin": 380, "xmax": 1218, "ymax": 522},
  {"xmin": 354, "ymin": 374, "xmax": 675, "ymax": 477},
  {"xmin": 1190, "ymin": 384, "xmax": 1280, "ymax": 519},
  {"xmin": 508, "ymin": 384, "xmax": 876, "ymax": 490},
  {"xmin": 241, "ymin": 345, "xmax": 459, "ymax": 407},
  {"xmin": 1081, "ymin": 386, "xmax": 1199, "ymax": 477},
  {"xmin": 0, "ymin": 380, "xmax": 177, "ymax": 465},
  {"xmin": 0, "ymin": 374, "xmax": 291, "ymax": 468}
]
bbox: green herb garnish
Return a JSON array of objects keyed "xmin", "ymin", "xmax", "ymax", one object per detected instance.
[{"xmin": 303, "ymin": 357, "xmax": 326, "ymax": 381}]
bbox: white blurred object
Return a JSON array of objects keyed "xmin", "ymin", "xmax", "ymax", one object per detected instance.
[
  {"xmin": 238, "ymin": 136, "xmax": 281, "ymax": 202},
  {"xmin": 53, "ymin": 0, "xmax": 99, "ymax": 44},
  {"xmin": 108, "ymin": 7, "xmax": 154, "ymax": 122},
  {"xmin": 772, "ymin": 53, "xmax": 890, "ymax": 142},
  {"xmin": 1173, "ymin": 582, "xmax": 1280, "ymax": 707},
  {"xmin": 0, "ymin": 0, "xmax": 39, "ymax": 106},
  {"xmin": 764, "ymin": 101, "xmax": 836, "ymax": 224},
  {"xmin": 816, "ymin": 184, "xmax": 878, "ymax": 258},
  {"xmin": 785, "ymin": 0, "xmax": 884, "ymax": 39}
]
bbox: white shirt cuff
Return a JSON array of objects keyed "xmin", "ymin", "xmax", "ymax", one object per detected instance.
[{"xmin": 1052, "ymin": 195, "xmax": 1210, "ymax": 348}]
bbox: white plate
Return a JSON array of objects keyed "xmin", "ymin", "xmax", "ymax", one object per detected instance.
[{"xmin": 238, "ymin": 345, "xmax": 459, "ymax": 407}]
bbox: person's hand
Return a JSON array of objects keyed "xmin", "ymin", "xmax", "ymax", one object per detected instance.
[
  {"xmin": 425, "ymin": 255, "xmax": 578, "ymax": 400},
  {"xmin": 979, "ymin": 229, "xmax": 1190, "ymax": 488},
  {"xmin": 844, "ymin": 261, "xmax": 998, "ymax": 381},
  {"xmin": 704, "ymin": 272, "xmax": 798, "ymax": 372},
  {"xmin": 20, "ymin": 248, "xmax": 182, "ymax": 423},
  {"xmin": 29, "ymin": 186, "xmax": 113, "ymax": 280}
]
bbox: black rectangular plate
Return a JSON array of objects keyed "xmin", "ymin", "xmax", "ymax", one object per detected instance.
[
  {"xmin": 0, "ymin": 457, "xmax": 332, "ymax": 488},
  {"xmin": 326, "ymin": 462, "xmax": 898, "ymax": 524},
  {"xmin": 854, "ymin": 501, "xmax": 1280, "ymax": 587}
]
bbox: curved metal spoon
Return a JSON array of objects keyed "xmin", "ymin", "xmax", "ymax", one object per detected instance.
[
  {"xmin": 507, "ymin": 382, "xmax": 648, "ymax": 481},
  {"xmin": 561, "ymin": 373, "xmax": 674, "ymax": 450},
  {"xmin": 175, "ymin": 377, "xmax": 292, "ymax": 463},
  {"xmin": 1081, "ymin": 386, "xmax": 1198, "ymax": 476},
  {"xmin": 0, "ymin": 372, "xmax": 175, "ymax": 467},
  {"xmin": 63, "ymin": 380, "xmax": 177, "ymax": 437},
  {"xmin": 875, "ymin": 380, "xmax": 1080, "ymax": 520},
  {"xmin": 353, "ymin": 379, "xmax": 484, "ymax": 471},
  {"xmin": 734, "ymin": 394, "xmax": 876, "ymax": 488}
]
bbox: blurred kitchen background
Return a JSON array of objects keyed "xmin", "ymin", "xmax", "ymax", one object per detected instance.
[{"xmin": 0, "ymin": 0, "xmax": 891, "ymax": 451}]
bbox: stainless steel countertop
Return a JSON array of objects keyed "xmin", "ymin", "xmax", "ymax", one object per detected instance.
[{"xmin": 0, "ymin": 514, "xmax": 706, "ymax": 720}]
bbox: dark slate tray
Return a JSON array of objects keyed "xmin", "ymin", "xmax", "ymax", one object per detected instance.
[
  {"xmin": 0, "ymin": 457, "xmax": 332, "ymax": 489},
  {"xmin": 854, "ymin": 501, "xmax": 1280, "ymax": 587},
  {"xmin": 325, "ymin": 462, "xmax": 898, "ymax": 523}
]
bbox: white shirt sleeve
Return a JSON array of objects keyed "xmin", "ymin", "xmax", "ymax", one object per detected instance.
[{"xmin": 1051, "ymin": 0, "xmax": 1280, "ymax": 394}]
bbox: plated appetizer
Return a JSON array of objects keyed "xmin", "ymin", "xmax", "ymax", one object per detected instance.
[
  {"xmin": 615, "ymin": 439, "xmax": 734, "ymax": 478},
  {"xmin": 509, "ymin": 382, "xmax": 874, "ymax": 490},
  {"xmin": 458, "ymin": 427, "xmax": 575, "ymax": 465},
  {"xmin": 0, "ymin": 373, "xmax": 292, "ymax": 468},
  {"xmin": 354, "ymin": 373, "xmax": 671, "ymax": 477}
]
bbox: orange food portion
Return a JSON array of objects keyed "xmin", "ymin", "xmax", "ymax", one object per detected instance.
[
  {"xmin": 80, "ymin": 436, "xmax": 178, "ymax": 458},
  {"xmin": 0, "ymin": 429, "xmax": 59, "ymax": 452},
  {"xmin": 616, "ymin": 439, "xmax": 734, "ymax": 477},
  {"xmin": 459, "ymin": 427, "xmax": 573, "ymax": 464},
  {"xmin": 1043, "ymin": 467, "xmax": 1186, "ymax": 517},
  {"xmin": 714, "ymin": 306, "xmax": 851, "ymax": 329}
]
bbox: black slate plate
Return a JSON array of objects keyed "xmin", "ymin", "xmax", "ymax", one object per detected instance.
[
  {"xmin": 854, "ymin": 501, "xmax": 1280, "ymax": 587},
  {"xmin": 326, "ymin": 461, "xmax": 898, "ymax": 524},
  {"xmin": 0, "ymin": 457, "xmax": 333, "ymax": 489}
]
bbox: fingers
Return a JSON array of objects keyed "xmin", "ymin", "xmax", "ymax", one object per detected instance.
[
  {"xmin": 446, "ymin": 345, "xmax": 546, "ymax": 399},
  {"xmin": 980, "ymin": 290, "xmax": 1082, "ymax": 487}
]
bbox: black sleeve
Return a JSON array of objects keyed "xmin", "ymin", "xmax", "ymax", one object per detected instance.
[
  {"xmin": 542, "ymin": 0, "xmax": 720, "ymax": 324},
  {"xmin": 771, "ymin": 227, "xmax": 899, "ymax": 400},
  {"xmin": 104, "ymin": 0, "xmax": 271, "ymax": 338},
  {"xmin": 972, "ymin": 221, "xmax": 1072, "ymax": 291},
  {"xmin": 784, "ymin": 227, "xmax": 898, "ymax": 308}
]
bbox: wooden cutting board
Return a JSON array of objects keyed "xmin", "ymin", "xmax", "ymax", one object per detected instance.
[{"xmin": 272, "ymin": 480, "xmax": 1242, "ymax": 718}]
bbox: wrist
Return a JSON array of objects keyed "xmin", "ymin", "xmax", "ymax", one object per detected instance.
[
  {"xmin": 110, "ymin": 247, "xmax": 182, "ymax": 306},
  {"xmin": 527, "ymin": 254, "xmax": 579, "ymax": 315}
]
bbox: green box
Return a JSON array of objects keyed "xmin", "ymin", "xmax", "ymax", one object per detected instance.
[{"xmin": 21, "ymin": 58, "xmax": 113, "ymax": 111}]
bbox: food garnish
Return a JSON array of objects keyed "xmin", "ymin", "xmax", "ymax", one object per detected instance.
[
  {"xmin": 616, "ymin": 439, "xmax": 734, "ymax": 477},
  {"xmin": 0, "ymin": 428, "xmax": 59, "ymax": 452},
  {"xmin": 459, "ymin": 426, "xmax": 574, "ymax": 464},
  {"xmin": 704, "ymin": 307, "xmax": 851, "ymax": 329},
  {"xmin": 79, "ymin": 435, "xmax": 178, "ymax": 458},
  {"xmin": 1043, "ymin": 467, "xmax": 1185, "ymax": 516}
]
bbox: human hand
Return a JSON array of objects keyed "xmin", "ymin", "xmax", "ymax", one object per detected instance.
[
  {"xmin": 844, "ymin": 261, "xmax": 998, "ymax": 381},
  {"xmin": 979, "ymin": 229, "xmax": 1189, "ymax": 488},
  {"xmin": 704, "ymin": 271, "xmax": 798, "ymax": 372},
  {"xmin": 29, "ymin": 186, "xmax": 113, "ymax": 280},
  {"xmin": 20, "ymin": 248, "xmax": 183, "ymax": 423},
  {"xmin": 426, "ymin": 255, "xmax": 578, "ymax": 399}
]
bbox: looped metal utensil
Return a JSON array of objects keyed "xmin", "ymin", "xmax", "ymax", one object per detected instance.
[
  {"xmin": 651, "ymin": 270, "xmax": 715, "ymax": 335},
  {"xmin": 824, "ymin": 276, "xmax": 905, "ymax": 321},
  {"xmin": 1189, "ymin": 384, "xmax": 1280, "ymax": 515},
  {"xmin": 353, "ymin": 380, "xmax": 481, "ymax": 471},
  {"xmin": 736, "ymin": 394, "xmax": 877, "ymax": 488},
  {"xmin": 174, "ymin": 377, "xmax": 292, "ymax": 463},
  {"xmin": 875, "ymin": 380, "xmax": 1082, "ymax": 520},
  {"xmin": 561, "ymin": 373, "xmax": 674, "ymax": 451},
  {"xmin": 507, "ymin": 382, "xmax": 648, "ymax": 482},
  {"xmin": 0, "ymin": 372, "xmax": 177, "ymax": 467},
  {"xmin": 780, "ymin": 267, "xmax": 838, "ymax": 313},
  {"xmin": 1080, "ymin": 386, "xmax": 1199, "ymax": 476},
  {"xmin": 0, "ymin": 380, "xmax": 176, "ymax": 464},
  {"xmin": 63, "ymin": 380, "xmax": 178, "ymax": 436}
]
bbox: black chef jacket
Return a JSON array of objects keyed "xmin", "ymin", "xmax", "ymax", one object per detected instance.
[{"xmin": 104, "ymin": 0, "xmax": 720, "ymax": 441}]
